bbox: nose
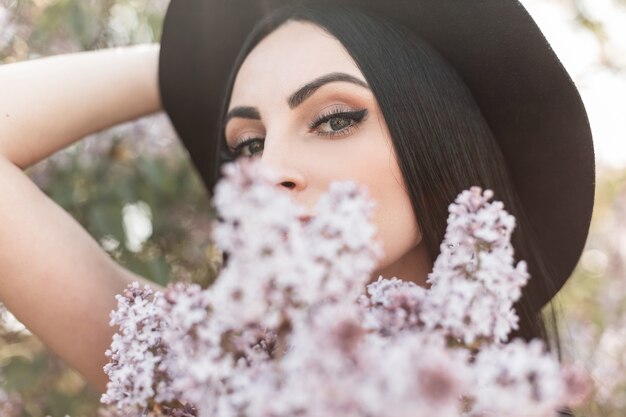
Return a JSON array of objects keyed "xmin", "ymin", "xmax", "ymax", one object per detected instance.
[{"xmin": 258, "ymin": 137, "xmax": 307, "ymax": 193}]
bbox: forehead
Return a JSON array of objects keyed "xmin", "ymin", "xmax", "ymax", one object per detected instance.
[{"xmin": 229, "ymin": 20, "xmax": 364, "ymax": 107}]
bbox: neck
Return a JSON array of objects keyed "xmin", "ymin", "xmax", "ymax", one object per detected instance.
[{"xmin": 368, "ymin": 241, "xmax": 432, "ymax": 288}]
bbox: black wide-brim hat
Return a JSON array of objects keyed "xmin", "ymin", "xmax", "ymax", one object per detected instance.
[{"xmin": 158, "ymin": 0, "xmax": 595, "ymax": 311}]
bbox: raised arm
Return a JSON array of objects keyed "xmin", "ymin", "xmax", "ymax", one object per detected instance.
[
  {"xmin": 0, "ymin": 44, "xmax": 165, "ymax": 393},
  {"xmin": 0, "ymin": 44, "xmax": 162, "ymax": 168}
]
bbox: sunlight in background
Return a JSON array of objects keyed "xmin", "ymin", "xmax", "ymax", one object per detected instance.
[
  {"xmin": 1, "ymin": 1, "xmax": 626, "ymax": 414},
  {"xmin": 122, "ymin": 200, "xmax": 153, "ymax": 253},
  {"xmin": 520, "ymin": 0, "xmax": 626, "ymax": 168}
]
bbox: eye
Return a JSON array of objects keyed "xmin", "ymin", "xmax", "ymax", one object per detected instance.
[
  {"xmin": 228, "ymin": 137, "xmax": 265, "ymax": 158},
  {"xmin": 227, "ymin": 107, "xmax": 368, "ymax": 158},
  {"xmin": 309, "ymin": 108, "xmax": 368, "ymax": 138}
]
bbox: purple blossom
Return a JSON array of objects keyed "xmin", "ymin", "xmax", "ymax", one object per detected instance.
[
  {"xmin": 421, "ymin": 187, "xmax": 530, "ymax": 345},
  {"xmin": 0, "ymin": 386, "xmax": 22, "ymax": 417},
  {"xmin": 358, "ymin": 276, "xmax": 427, "ymax": 335},
  {"xmin": 102, "ymin": 282, "xmax": 168, "ymax": 410},
  {"xmin": 468, "ymin": 338, "xmax": 566, "ymax": 417},
  {"xmin": 101, "ymin": 158, "xmax": 589, "ymax": 417}
]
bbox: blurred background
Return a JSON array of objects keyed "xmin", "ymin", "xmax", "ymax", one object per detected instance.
[{"xmin": 0, "ymin": 0, "xmax": 625, "ymax": 416}]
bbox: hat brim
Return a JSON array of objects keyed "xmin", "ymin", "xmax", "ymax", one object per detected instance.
[{"xmin": 158, "ymin": 0, "xmax": 595, "ymax": 310}]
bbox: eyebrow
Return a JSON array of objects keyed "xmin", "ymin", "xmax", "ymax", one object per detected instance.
[{"xmin": 224, "ymin": 72, "xmax": 370, "ymax": 126}]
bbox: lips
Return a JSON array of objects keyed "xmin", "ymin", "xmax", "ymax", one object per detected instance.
[{"xmin": 297, "ymin": 214, "xmax": 315, "ymax": 224}]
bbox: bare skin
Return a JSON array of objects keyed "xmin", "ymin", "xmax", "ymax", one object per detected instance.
[
  {"xmin": 226, "ymin": 20, "xmax": 432, "ymax": 286},
  {"xmin": 0, "ymin": 20, "xmax": 431, "ymax": 394},
  {"xmin": 0, "ymin": 45, "xmax": 163, "ymax": 393}
]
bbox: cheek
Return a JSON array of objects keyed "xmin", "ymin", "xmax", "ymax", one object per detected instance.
[
  {"xmin": 323, "ymin": 134, "xmax": 421, "ymax": 269},
  {"xmin": 367, "ymin": 170, "xmax": 421, "ymax": 270}
]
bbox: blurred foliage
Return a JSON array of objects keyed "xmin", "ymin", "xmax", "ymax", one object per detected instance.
[
  {"xmin": 569, "ymin": 0, "xmax": 626, "ymax": 74},
  {"xmin": 1, "ymin": 0, "xmax": 220, "ymax": 415},
  {"xmin": 554, "ymin": 165, "xmax": 626, "ymax": 417},
  {"xmin": 1, "ymin": 0, "xmax": 626, "ymax": 416}
]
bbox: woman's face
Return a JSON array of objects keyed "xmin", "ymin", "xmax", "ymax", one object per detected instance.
[{"xmin": 224, "ymin": 20, "xmax": 432, "ymax": 285}]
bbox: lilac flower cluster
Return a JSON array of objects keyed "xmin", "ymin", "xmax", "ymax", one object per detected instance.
[
  {"xmin": 102, "ymin": 282, "xmax": 168, "ymax": 411},
  {"xmin": 421, "ymin": 188, "xmax": 530, "ymax": 345},
  {"xmin": 0, "ymin": 2, "xmax": 18, "ymax": 52},
  {"xmin": 102, "ymin": 158, "xmax": 591, "ymax": 417},
  {"xmin": 0, "ymin": 385, "xmax": 22, "ymax": 417}
]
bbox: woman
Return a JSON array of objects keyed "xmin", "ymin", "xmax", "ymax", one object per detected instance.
[{"xmin": 0, "ymin": 0, "xmax": 593, "ymax": 409}]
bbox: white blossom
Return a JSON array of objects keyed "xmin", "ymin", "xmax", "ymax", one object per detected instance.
[
  {"xmin": 101, "ymin": 282, "xmax": 168, "ymax": 410},
  {"xmin": 467, "ymin": 338, "xmax": 566, "ymax": 417},
  {"xmin": 101, "ymin": 159, "xmax": 589, "ymax": 417},
  {"xmin": 421, "ymin": 187, "xmax": 530, "ymax": 345}
]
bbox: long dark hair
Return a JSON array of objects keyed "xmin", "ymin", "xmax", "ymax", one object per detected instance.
[{"xmin": 215, "ymin": 3, "xmax": 563, "ymax": 358}]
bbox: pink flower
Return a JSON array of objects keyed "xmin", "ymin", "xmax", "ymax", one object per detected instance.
[{"xmin": 102, "ymin": 159, "xmax": 590, "ymax": 417}]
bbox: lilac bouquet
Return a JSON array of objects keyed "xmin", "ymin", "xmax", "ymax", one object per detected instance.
[{"xmin": 101, "ymin": 158, "xmax": 591, "ymax": 417}]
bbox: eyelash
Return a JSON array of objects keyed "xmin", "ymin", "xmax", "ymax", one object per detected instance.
[{"xmin": 227, "ymin": 107, "xmax": 368, "ymax": 157}]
